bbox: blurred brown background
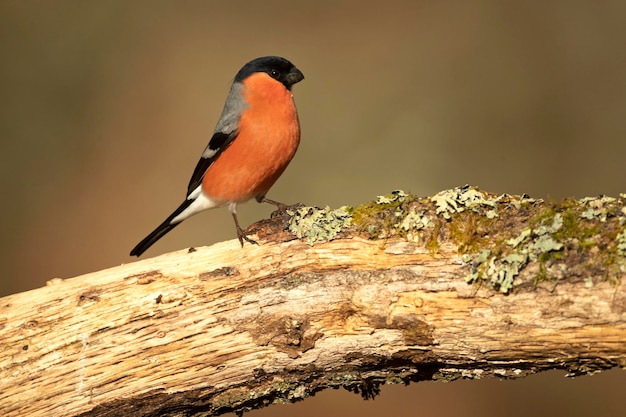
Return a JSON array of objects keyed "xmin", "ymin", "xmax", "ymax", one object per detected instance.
[{"xmin": 1, "ymin": 1, "xmax": 623, "ymax": 416}]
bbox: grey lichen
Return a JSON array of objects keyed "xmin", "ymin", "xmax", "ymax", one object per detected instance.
[
  {"xmin": 399, "ymin": 208, "xmax": 433, "ymax": 232},
  {"xmin": 617, "ymin": 229, "xmax": 626, "ymax": 257},
  {"xmin": 462, "ymin": 193, "xmax": 626, "ymax": 292},
  {"xmin": 464, "ymin": 213, "xmax": 565, "ymax": 292},
  {"xmin": 376, "ymin": 189, "xmax": 411, "ymax": 205},
  {"xmin": 350, "ymin": 190, "xmax": 434, "ymax": 241},
  {"xmin": 287, "ymin": 206, "xmax": 352, "ymax": 245},
  {"xmin": 431, "ymin": 185, "xmax": 500, "ymax": 220},
  {"xmin": 579, "ymin": 196, "xmax": 617, "ymax": 222},
  {"xmin": 285, "ymin": 186, "xmax": 625, "ymax": 293}
]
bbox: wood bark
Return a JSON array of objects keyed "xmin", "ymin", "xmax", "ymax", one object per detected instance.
[{"xmin": 1, "ymin": 197, "xmax": 625, "ymax": 417}]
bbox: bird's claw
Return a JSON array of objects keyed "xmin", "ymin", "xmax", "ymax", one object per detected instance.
[{"xmin": 236, "ymin": 228, "xmax": 258, "ymax": 247}]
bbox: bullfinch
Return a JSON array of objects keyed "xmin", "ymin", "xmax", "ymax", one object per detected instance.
[{"xmin": 130, "ymin": 56, "xmax": 304, "ymax": 256}]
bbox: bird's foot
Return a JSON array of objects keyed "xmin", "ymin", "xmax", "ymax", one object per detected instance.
[{"xmin": 236, "ymin": 226, "xmax": 258, "ymax": 247}]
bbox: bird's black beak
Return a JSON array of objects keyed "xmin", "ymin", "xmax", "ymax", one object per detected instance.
[{"xmin": 286, "ymin": 67, "xmax": 304, "ymax": 86}]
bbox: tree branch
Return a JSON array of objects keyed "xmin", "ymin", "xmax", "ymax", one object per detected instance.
[{"xmin": 1, "ymin": 187, "xmax": 625, "ymax": 417}]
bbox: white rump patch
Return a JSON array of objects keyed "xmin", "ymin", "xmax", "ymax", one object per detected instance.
[{"xmin": 171, "ymin": 186, "xmax": 224, "ymax": 224}]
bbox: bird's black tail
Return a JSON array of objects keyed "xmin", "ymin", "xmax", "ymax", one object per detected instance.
[{"xmin": 130, "ymin": 199, "xmax": 193, "ymax": 257}]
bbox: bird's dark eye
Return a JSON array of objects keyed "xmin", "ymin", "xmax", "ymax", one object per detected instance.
[{"xmin": 269, "ymin": 69, "xmax": 280, "ymax": 79}]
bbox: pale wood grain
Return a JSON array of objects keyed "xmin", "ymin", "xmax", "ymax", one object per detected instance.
[
  {"xmin": 1, "ymin": 235, "xmax": 624, "ymax": 416},
  {"xmin": 0, "ymin": 239, "xmax": 626, "ymax": 416}
]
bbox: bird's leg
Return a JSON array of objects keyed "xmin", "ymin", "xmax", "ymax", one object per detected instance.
[
  {"xmin": 256, "ymin": 196, "xmax": 288, "ymax": 212},
  {"xmin": 231, "ymin": 212, "xmax": 257, "ymax": 247}
]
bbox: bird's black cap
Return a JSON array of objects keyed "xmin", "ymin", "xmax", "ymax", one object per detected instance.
[{"xmin": 234, "ymin": 56, "xmax": 304, "ymax": 90}]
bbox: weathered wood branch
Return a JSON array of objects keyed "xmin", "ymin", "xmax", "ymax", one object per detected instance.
[{"xmin": 1, "ymin": 188, "xmax": 625, "ymax": 417}]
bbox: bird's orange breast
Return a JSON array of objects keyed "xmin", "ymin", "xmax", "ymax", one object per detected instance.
[{"xmin": 201, "ymin": 73, "xmax": 300, "ymax": 203}]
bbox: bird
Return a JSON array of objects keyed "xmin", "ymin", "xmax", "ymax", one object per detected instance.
[{"xmin": 130, "ymin": 56, "xmax": 304, "ymax": 257}]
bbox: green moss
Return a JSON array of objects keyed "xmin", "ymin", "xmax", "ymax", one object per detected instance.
[
  {"xmin": 553, "ymin": 209, "xmax": 598, "ymax": 243},
  {"xmin": 465, "ymin": 195, "xmax": 626, "ymax": 292},
  {"xmin": 616, "ymin": 229, "xmax": 626, "ymax": 256},
  {"xmin": 350, "ymin": 190, "xmax": 415, "ymax": 239},
  {"xmin": 464, "ymin": 203, "xmax": 567, "ymax": 292},
  {"xmin": 448, "ymin": 212, "xmax": 497, "ymax": 254},
  {"xmin": 534, "ymin": 262, "xmax": 551, "ymax": 287},
  {"xmin": 425, "ymin": 220, "xmax": 442, "ymax": 253},
  {"xmin": 286, "ymin": 188, "xmax": 625, "ymax": 293}
]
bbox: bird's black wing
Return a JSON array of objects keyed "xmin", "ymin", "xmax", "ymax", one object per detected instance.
[{"xmin": 186, "ymin": 129, "xmax": 239, "ymax": 196}]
